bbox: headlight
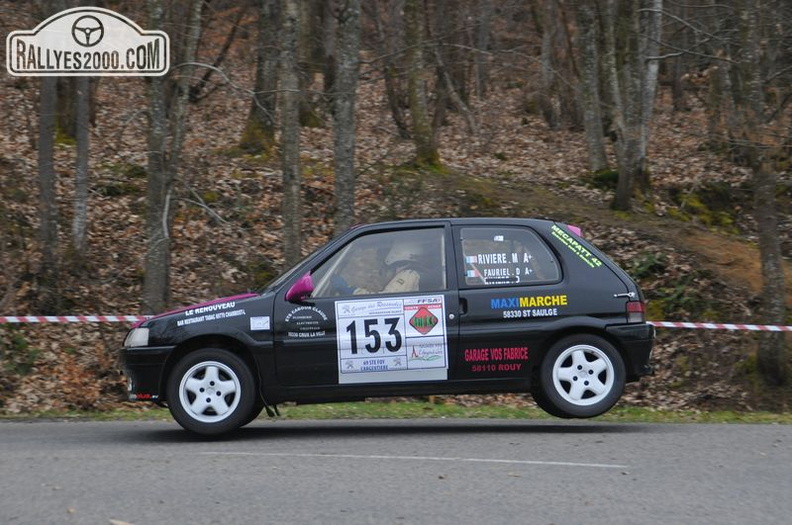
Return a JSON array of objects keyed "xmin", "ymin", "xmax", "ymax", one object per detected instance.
[{"xmin": 124, "ymin": 327, "xmax": 150, "ymax": 348}]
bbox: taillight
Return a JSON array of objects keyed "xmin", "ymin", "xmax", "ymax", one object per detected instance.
[{"xmin": 626, "ymin": 301, "xmax": 646, "ymax": 323}]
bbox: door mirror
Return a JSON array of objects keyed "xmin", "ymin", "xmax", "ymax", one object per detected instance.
[{"xmin": 285, "ymin": 273, "xmax": 314, "ymax": 302}]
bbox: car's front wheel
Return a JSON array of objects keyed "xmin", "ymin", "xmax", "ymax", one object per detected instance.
[
  {"xmin": 533, "ymin": 335, "xmax": 625, "ymax": 418},
  {"xmin": 167, "ymin": 348, "xmax": 256, "ymax": 436}
]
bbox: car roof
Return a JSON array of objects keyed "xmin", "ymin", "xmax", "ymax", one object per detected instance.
[{"xmin": 350, "ymin": 217, "xmax": 562, "ymax": 231}]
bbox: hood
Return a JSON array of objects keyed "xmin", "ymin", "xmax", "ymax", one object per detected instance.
[{"xmin": 133, "ymin": 292, "xmax": 259, "ymax": 328}]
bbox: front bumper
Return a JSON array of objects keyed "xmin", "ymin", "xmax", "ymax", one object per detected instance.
[
  {"xmin": 120, "ymin": 345, "xmax": 174, "ymax": 402},
  {"xmin": 605, "ymin": 323, "xmax": 655, "ymax": 381}
]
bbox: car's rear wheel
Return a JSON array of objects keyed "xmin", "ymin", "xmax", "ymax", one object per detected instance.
[
  {"xmin": 533, "ymin": 335, "xmax": 625, "ymax": 418},
  {"xmin": 167, "ymin": 348, "xmax": 256, "ymax": 436}
]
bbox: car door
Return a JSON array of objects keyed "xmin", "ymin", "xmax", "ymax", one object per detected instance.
[
  {"xmin": 273, "ymin": 224, "xmax": 459, "ymax": 387},
  {"xmin": 452, "ymin": 224, "xmax": 564, "ymax": 380}
]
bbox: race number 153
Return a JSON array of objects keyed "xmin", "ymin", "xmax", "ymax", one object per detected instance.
[{"xmin": 342, "ymin": 317, "xmax": 404, "ymax": 355}]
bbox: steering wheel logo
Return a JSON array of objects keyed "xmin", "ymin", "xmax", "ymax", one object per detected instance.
[{"xmin": 71, "ymin": 15, "xmax": 104, "ymax": 47}]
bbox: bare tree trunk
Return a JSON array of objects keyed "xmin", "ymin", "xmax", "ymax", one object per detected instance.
[
  {"xmin": 404, "ymin": 0, "xmax": 439, "ymax": 167},
  {"xmin": 144, "ymin": 68, "xmax": 170, "ymax": 314},
  {"xmin": 55, "ymin": 78, "xmax": 76, "ymax": 140},
  {"xmin": 556, "ymin": 2, "xmax": 582, "ymax": 129},
  {"xmin": 706, "ymin": 61, "xmax": 727, "ymax": 151},
  {"xmin": 635, "ymin": 0, "xmax": 662, "ymax": 192},
  {"xmin": 433, "ymin": 45, "xmax": 478, "ymax": 135},
  {"xmin": 321, "ymin": 0, "xmax": 338, "ymax": 94},
  {"xmin": 538, "ymin": 1, "xmax": 559, "ymax": 130},
  {"xmin": 606, "ymin": 0, "xmax": 661, "ymax": 210},
  {"xmin": 297, "ymin": 0, "xmax": 323, "ymax": 128},
  {"xmin": 332, "ymin": 0, "xmax": 361, "ymax": 236},
  {"xmin": 71, "ymin": 76, "xmax": 89, "ymax": 259},
  {"xmin": 54, "ymin": 78, "xmax": 96, "ymax": 139},
  {"xmin": 576, "ymin": 0, "xmax": 608, "ymax": 173},
  {"xmin": 189, "ymin": 6, "xmax": 249, "ymax": 103},
  {"xmin": 602, "ymin": 0, "xmax": 632, "ymax": 210},
  {"xmin": 369, "ymin": 0, "xmax": 410, "ymax": 139},
  {"xmin": 240, "ymin": 0, "xmax": 280, "ymax": 155},
  {"xmin": 737, "ymin": 3, "xmax": 787, "ymax": 386},
  {"xmin": 167, "ymin": 2, "xmax": 201, "ymax": 173},
  {"xmin": 143, "ymin": 0, "xmax": 202, "ymax": 314},
  {"xmin": 281, "ymin": 0, "xmax": 303, "ymax": 266},
  {"xmin": 430, "ymin": 0, "xmax": 469, "ymax": 106},
  {"xmin": 754, "ymin": 161, "xmax": 787, "ymax": 385},
  {"xmin": 474, "ymin": 0, "xmax": 494, "ymax": 98},
  {"xmin": 616, "ymin": 3, "xmax": 645, "ymax": 210},
  {"xmin": 37, "ymin": 76, "xmax": 59, "ymax": 313},
  {"xmin": 669, "ymin": 1, "xmax": 689, "ymax": 112}
]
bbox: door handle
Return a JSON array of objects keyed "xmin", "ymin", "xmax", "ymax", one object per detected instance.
[{"xmin": 459, "ymin": 297, "xmax": 468, "ymax": 315}]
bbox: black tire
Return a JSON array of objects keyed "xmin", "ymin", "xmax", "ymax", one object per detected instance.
[
  {"xmin": 533, "ymin": 335, "xmax": 625, "ymax": 418},
  {"xmin": 530, "ymin": 382, "xmax": 572, "ymax": 419},
  {"xmin": 241, "ymin": 398, "xmax": 266, "ymax": 427},
  {"xmin": 166, "ymin": 348, "xmax": 257, "ymax": 436}
]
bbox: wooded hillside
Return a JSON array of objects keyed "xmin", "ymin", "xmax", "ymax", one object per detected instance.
[{"xmin": 0, "ymin": 0, "xmax": 790, "ymax": 414}]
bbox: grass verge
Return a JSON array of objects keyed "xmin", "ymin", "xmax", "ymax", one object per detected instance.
[{"xmin": 2, "ymin": 400, "xmax": 790, "ymax": 424}]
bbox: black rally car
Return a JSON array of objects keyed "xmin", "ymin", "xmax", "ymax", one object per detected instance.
[{"xmin": 121, "ymin": 218, "xmax": 654, "ymax": 435}]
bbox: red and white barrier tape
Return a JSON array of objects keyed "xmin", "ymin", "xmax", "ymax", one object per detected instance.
[
  {"xmin": 1, "ymin": 316, "xmax": 790, "ymax": 331},
  {"xmin": 0, "ymin": 315, "xmax": 148, "ymax": 324},
  {"xmin": 649, "ymin": 321, "xmax": 792, "ymax": 332}
]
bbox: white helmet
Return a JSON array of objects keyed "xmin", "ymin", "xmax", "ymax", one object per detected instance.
[{"xmin": 384, "ymin": 240, "xmax": 427, "ymax": 266}]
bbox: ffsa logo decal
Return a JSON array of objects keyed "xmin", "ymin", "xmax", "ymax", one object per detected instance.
[{"xmin": 6, "ymin": 7, "xmax": 169, "ymax": 76}]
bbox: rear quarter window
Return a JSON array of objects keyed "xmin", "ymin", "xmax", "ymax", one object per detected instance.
[{"xmin": 459, "ymin": 227, "xmax": 560, "ymax": 287}]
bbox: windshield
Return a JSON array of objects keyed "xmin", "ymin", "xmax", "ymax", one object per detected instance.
[{"xmin": 256, "ymin": 234, "xmax": 347, "ymax": 294}]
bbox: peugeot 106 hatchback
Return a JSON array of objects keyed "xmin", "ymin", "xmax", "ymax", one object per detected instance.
[{"xmin": 121, "ymin": 218, "xmax": 654, "ymax": 435}]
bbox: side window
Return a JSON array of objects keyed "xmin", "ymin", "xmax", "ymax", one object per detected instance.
[
  {"xmin": 311, "ymin": 228, "xmax": 446, "ymax": 297},
  {"xmin": 460, "ymin": 227, "xmax": 559, "ymax": 286}
]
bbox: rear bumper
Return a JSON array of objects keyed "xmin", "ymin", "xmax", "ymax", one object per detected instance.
[
  {"xmin": 119, "ymin": 346, "xmax": 174, "ymax": 402},
  {"xmin": 606, "ymin": 323, "xmax": 655, "ymax": 381}
]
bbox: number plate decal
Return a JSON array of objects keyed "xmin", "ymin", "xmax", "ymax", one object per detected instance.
[{"xmin": 335, "ymin": 295, "xmax": 448, "ymax": 384}]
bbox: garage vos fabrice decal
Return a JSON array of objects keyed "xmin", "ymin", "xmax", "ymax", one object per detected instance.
[{"xmin": 335, "ymin": 295, "xmax": 448, "ymax": 384}]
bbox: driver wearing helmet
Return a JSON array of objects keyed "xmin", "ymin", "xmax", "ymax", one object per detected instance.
[
  {"xmin": 381, "ymin": 240, "xmax": 424, "ymax": 293},
  {"xmin": 353, "ymin": 238, "xmax": 428, "ymax": 294}
]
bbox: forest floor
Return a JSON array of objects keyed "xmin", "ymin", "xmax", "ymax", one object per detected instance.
[{"xmin": 0, "ymin": 3, "xmax": 790, "ymax": 415}]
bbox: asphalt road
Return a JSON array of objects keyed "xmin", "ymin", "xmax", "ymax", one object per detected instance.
[{"xmin": 0, "ymin": 418, "xmax": 789, "ymax": 525}]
